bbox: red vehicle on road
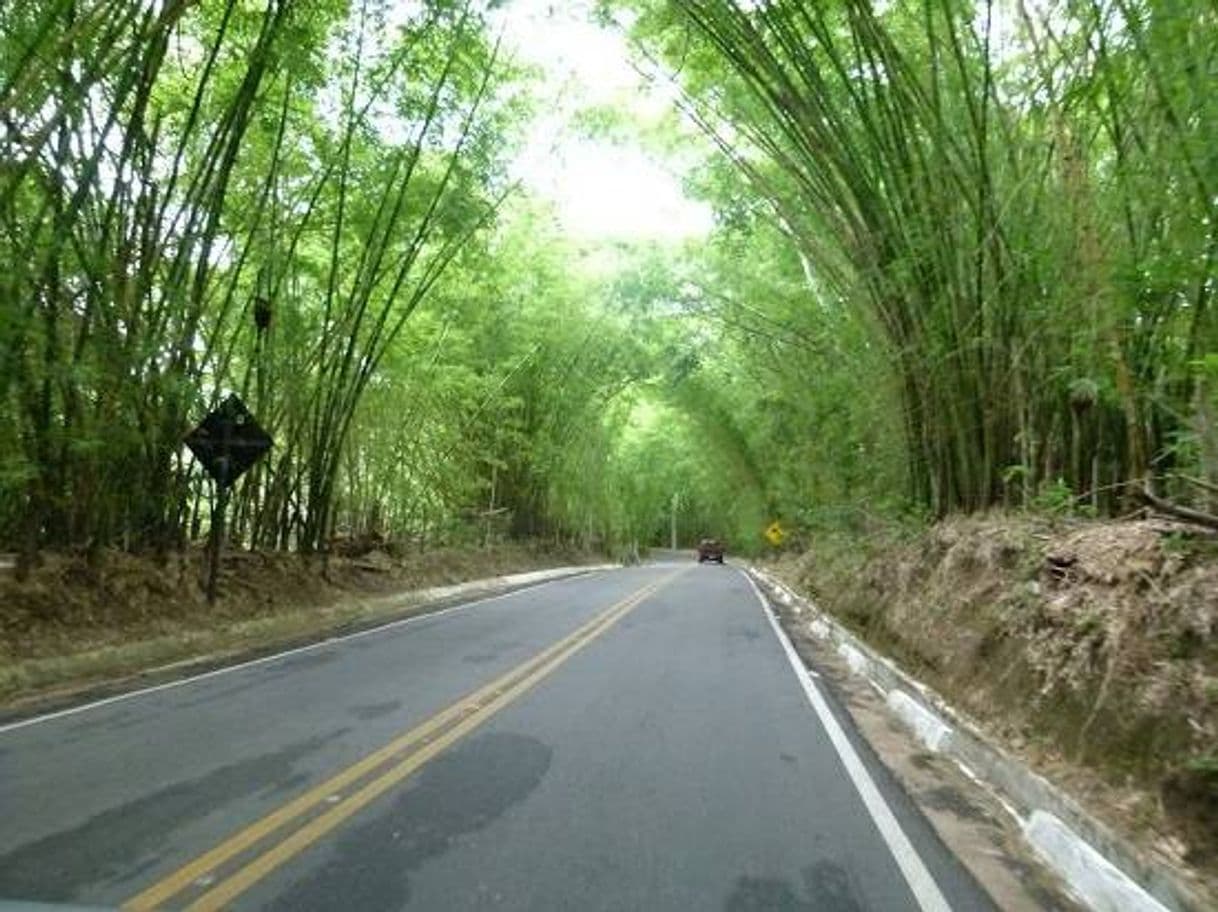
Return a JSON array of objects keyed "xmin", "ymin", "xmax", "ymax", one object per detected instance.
[{"xmin": 697, "ymin": 538, "xmax": 725, "ymax": 564}]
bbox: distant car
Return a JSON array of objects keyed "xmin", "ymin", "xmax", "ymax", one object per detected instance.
[{"xmin": 697, "ymin": 539, "xmax": 725, "ymax": 564}]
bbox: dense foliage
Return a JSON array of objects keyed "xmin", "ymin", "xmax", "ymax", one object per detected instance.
[
  {"xmin": 624, "ymin": 0, "xmax": 1218, "ymax": 521},
  {"xmin": 3, "ymin": 0, "xmax": 1217, "ymax": 578}
]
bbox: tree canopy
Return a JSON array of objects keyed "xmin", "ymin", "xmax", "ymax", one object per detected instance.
[{"xmin": 3, "ymin": 0, "xmax": 1217, "ymax": 576}]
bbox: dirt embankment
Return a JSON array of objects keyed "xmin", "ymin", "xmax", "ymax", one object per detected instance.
[
  {"xmin": 0, "ymin": 540, "xmax": 599, "ymax": 707},
  {"xmin": 767, "ymin": 515, "xmax": 1218, "ymax": 886}
]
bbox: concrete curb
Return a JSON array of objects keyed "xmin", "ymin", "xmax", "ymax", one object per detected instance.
[
  {"xmin": 748, "ymin": 565, "xmax": 1202, "ymax": 912},
  {"xmin": 886, "ymin": 690, "xmax": 954, "ymax": 753}
]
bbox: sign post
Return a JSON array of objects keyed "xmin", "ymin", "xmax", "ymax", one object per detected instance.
[
  {"xmin": 206, "ymin": 468, "xmax": 230, "ymax": 605},
  {"xmin": 185, "ymin": 394, "xmax": 273, "ymax": 604}
]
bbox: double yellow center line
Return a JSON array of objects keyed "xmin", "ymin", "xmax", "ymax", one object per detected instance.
[{"xmin": 124, "ymin": 571, "xmax": 680, "ymax": 911}]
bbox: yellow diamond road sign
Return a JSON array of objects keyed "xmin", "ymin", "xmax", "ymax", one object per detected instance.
[{"xmin": 765, "ymin": 522, "xmax": 785, "ymax": 546}]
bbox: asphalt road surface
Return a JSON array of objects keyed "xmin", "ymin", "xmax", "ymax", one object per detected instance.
[{"xmin": 0, "ymin": 560, "xmax": 996, "ymax": 911}]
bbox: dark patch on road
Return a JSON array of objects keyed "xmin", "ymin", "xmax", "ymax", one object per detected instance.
[
  {"xmin": 987, "ymin": 829, "xmax": 1086, "ymax": 911},
  {"xmin": 271, "ymin": 770, "xmax": 314, "ymax": 799},
  {"xmin": 350, "ymin": 700, "xmax": 402, "ymax": 720},
  {"xmin": 801, "ymin": 861, "xmax": 869, "ymax": 912},
  {"xmin": 726, "ymin": 876, "xmax": 811, "ymax": 911},
  {"xmin": 461, "ymin": 652, "xmax": 499, "ymax": 665},
  {"xmin": 0, "ymin": 729, "xmax": 346, "ymax": 902},
  {"xmin": 266, "ymin": 731, "xmax": 552, "ymax": 912},
  {"xmin": 994, "ymin": 839, "xmax": 1084, "ymax": 911},
  {"xmin": 780, "ymin": 752, "xmax": 798, "ymax": 766},
  {"xmin": 270, "ymin": 650, "xmax": 339, "ymax": 673},
  {"xmin": 55, "ymin": 709, "xmax": 156, "ymax": 745},
  {"xmin": 724, "ymin": 861, "xmax": 868, "ymax": 912},
  {"xmin": 908, "ymin": 751, "xmax": 937, "ymax": 770},
  {"xmin": 918, "ymin": 785, "xmax": 990, "ymax": 823},
  {"xmin": 461, "ymin": 640, "xmax": 523, "ymax": 665},
  {"xmin": 727, "ymin": 626, "xmax": 762, "ymax": 642},
  {"xmin": 163, "ymin": 653, "xmax": 339, "ymax": 713},
  {"xmin": 169, "ymin": 679, "xmax": 271, "ymax": 711},
  {"xmin": 64, "ymin": 708, "xmax": 140, "ymax": 732},
  {"xmin": 352, "ymin": 634, "xmax": 395, "ymax": 650}
]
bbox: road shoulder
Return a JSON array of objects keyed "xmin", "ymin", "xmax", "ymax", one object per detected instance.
[
  {"xmin": 750, "ymin": 570, "xmax": 1084, "ymax": 912},
  {"xmin": 0, "ymin": 564, "xmax": 613, "ymax": 730}
]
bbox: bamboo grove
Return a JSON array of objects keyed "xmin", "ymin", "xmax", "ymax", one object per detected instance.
[
  {"xmin": 0, "ymin": 0, "xmax": 646, "ymax": 570},
  {"xmin": 4, "ymin": 0, "xmax": 1218, "ymax": 574},
  {"xmin": 629, "ymin": 0, "xmax": 1218, "ymax": 518}
]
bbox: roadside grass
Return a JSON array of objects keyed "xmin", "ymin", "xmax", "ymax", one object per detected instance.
[
  {"xmin": 765, "ymin": 513, "xmax": 1218, "ymax": 886},
  {"xmin": 0, "ymin": 543, "xmax": 600, "ymax": 711},
  {"xmin": 0, "ymin": 591, "xmax": 426, "ymax": 709}
]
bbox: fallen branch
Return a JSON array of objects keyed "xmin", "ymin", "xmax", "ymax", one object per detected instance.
[
  {"xmin": 1138, "ymin": 483, "xmax": 1218, "ymax": 531},
  {"xmin": 1171, "ymin": 473, "xmax": 1218, "ymax": 496}
]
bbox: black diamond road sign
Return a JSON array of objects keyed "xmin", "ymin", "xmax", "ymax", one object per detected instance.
[{"xmin": 184, "ymin": 393, "xmax": 272, "ymax": 488}]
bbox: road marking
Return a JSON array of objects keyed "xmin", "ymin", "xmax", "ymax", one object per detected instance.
[
  {"xmin": 123, "ymin": 571, "xmax": 680, "ymax": 912},
  {"xmin": 744, "ymin": 571, "xmax": 953, "ymax": 912},
  {"xmin": 0, "ymin": 569, "xmax": 608, "ymax": 735}
]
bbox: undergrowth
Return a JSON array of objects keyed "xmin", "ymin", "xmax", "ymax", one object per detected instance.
[{"xmin": 768, "ymin": 512, "xmax": 1218, "ymax": 878}]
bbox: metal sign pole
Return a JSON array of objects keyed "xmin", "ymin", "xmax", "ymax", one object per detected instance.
[
  {"xmin": 205, "ymin": 437, "xmax": 232, "ymax": 605},
  {"xmin": 205, "ymin": 478, "xmax": 229, "ymax": 604}
]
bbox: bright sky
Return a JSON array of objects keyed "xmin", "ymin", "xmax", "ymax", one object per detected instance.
[{"xmin": 494, "ymin": 1, "xmax": 714, "ymax": 241}]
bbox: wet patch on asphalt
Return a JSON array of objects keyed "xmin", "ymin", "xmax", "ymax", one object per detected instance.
[
  {"xmin": 724, "ymin": 860, "xmax": 867, "ymax": 912},
  {"xmin": 908, "ymin": 751, "xmax": 937, "ymax": 770},
  {"xmin": 918, "ymin": 785, "xmax": 991, "ymax": 823},
  {"xmin": 168, "ymin": 679, "xmax": 275, "ymax": 712},
  {"xmin": 61, "ymin": 707, "xmax": 141, "ymax": 732},
  {"xmin": 350, "ymin": 700, "xmax": 402, "ymax": 721},
  {"xmin": 461, "ymin": 652, "xmax": 500, "ymax": 665},
  {"xmin": 0, "ymin": 728, "xmax": 348, "ymax": 902},
  {"xmin": 56, "ymin": 711, "xmax": 153, "ymax": 743},
  {"xmin": 267, "ymin": 650, "xmax": 339, "ymax": 673},
  {"xmin": 264, "ymin": 731, "xmax": 552, "ymax": 912},
  {"xmin": 992, "ymin": 842, "xmax": 1084, "ymax": 911},
  {"xmin": 158, "ymin": 652, "xmax": 341, "ymax": 714}
]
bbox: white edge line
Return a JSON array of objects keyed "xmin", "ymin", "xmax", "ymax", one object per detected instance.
[
  {"xmin": 743, "ymin": 570, "xmax": 954, "ymax": 912},
  {"xmin": 0, "ymin": 568, "xmax": 609, "ymax": 735}
]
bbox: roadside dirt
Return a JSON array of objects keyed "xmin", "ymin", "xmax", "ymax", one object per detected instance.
[
  {"xmin": 777, "ymin": 605, "xmax": 1083, "ymax": 912},
  {"xmin": 765, "ymin": 513, "xmax": 1218, "ymax": 902},
  {"xmin": 0, "ymin": 542, "xmax": 600, "ymax": 709}
]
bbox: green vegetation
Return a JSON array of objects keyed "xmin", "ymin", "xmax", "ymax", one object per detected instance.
[
  {"xmin": 623, "ymin": 0, "xmax": 1218, "ymax": 518},
  {"xmin": 3, "ymin": 0, "xmax": 1218, "ymax": 579}
]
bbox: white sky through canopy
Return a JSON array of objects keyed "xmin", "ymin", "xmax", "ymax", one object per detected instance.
[{"xmin": 494, "ymin": 0, "xmax": 714, "ymax": 241}]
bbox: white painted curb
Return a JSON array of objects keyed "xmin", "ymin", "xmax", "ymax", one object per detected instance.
[
  {"xmin": 1025, "ymin": 812, "xmax": 1170, "ymax": 912},
  {"xmin": 836, "ymin": 641, "xmax": 871, "ymax": 676},
  {"xmin": 887, "ymin": 690, "xmax": 953, "ymax": 752},
  {"xmin": 747, "ymin": 565, "xmax": 1196, "ymax": 912}
]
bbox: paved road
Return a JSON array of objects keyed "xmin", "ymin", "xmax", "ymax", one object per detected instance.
[{"xmin": 0, "ymin": 561, "xmax": 994, "ymax": 911}]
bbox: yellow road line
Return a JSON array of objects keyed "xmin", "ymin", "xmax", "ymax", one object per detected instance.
[{"xmin": 124, "ymin": 572, "xmax": 678, "ymax": 912}]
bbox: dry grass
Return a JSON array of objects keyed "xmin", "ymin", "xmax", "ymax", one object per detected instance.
[
  {"xmin": 767, "ymin": 513, "xmax": 1218, "ymax": 884},
  {"xmin": 0, "ymin": 542, "xmax": 598, "ymax": 708}
]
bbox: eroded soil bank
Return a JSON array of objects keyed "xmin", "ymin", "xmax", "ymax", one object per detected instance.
[
  {"xmin": 765, "ymin": 514, "xmax": 1218, "ymax": 892},
  {"xmin": 0, "ymin": 541, "xmax": 601, "ymax": 707}
]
